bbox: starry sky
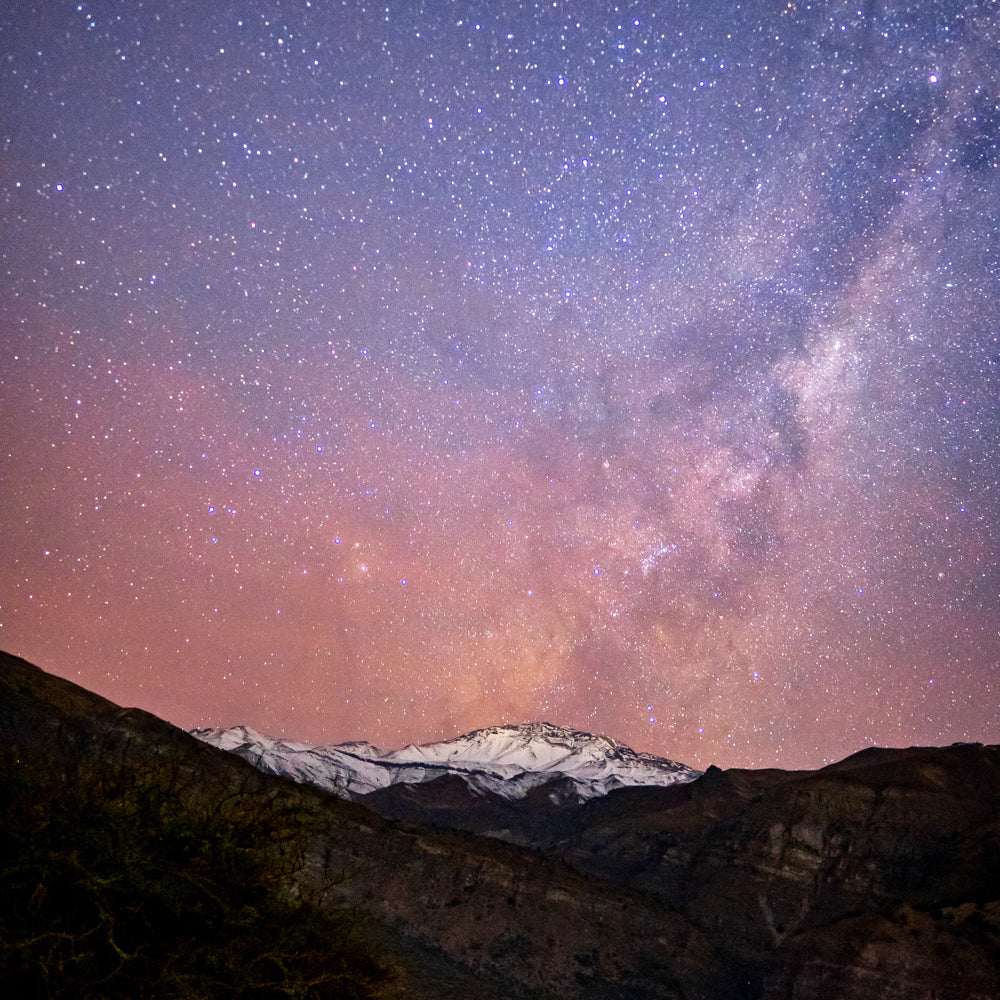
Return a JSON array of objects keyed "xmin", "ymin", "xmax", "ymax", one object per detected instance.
[{"xmin": 2, "ymin": 0, "xmax": 999, "ymax": 770}]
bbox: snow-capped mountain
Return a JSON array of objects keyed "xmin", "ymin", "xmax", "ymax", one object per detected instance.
[{"xmin": 190, "ymin": 721, "xmax": 700, "ymax": 803}]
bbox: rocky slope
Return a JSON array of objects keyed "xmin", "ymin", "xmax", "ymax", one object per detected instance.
[
  {"xmin": 2, "ymin": 649, "xmax": 998, "ymax": 999},
  {"xmin": 555, "ymin": 749, "xmax": 1000, "ymax": 998}
]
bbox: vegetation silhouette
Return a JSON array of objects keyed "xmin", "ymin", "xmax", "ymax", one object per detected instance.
[{"xmin": 0, "ymin": 743, "xmax": 390, "ymax": 998}]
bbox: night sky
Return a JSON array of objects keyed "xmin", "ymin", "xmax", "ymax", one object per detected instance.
[{"xmin": 3, "ymin": 0, "xmax": 999, "ymax": 770}]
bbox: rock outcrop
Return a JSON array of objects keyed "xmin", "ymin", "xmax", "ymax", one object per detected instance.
[{"xmin": 555, "ymin": 747, "xmax": 1000, "ymax": 998}]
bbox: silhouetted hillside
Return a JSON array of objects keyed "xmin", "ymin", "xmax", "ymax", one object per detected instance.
[
  {"xmin": 2, "ymin": 649, "xmax": 998, "ymax": 999},
  {"xmin": 0, "ymin": 653, "xmax": 391, "ymax": 998}
]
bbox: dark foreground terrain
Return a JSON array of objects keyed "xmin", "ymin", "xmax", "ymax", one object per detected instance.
[{"xmin": 1, "ymin": 649, "xmax": 998, "ymax": 998}]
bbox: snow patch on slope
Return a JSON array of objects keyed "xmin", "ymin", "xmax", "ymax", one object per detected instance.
[{"xmin": 191, "ymin": 721, "xmax": 700, "ymax": 802}]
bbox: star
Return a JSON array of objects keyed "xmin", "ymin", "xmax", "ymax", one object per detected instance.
[{"xmin": 1, "ymin": 0, "xmax": 997, "ymax": 770}]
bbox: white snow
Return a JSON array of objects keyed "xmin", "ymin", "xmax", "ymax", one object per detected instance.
[{"xmin": 190, "ymin": 720, "xmax": 700, "ymax": 803}]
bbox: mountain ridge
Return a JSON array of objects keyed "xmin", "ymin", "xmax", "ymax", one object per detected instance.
[
  {"xmin": 4, "ymin": 649, "xmax": 999, "ymax": 999},
  {"xmin": 190, "ymin": 718, "xmax": 701, "ymax": 806}
]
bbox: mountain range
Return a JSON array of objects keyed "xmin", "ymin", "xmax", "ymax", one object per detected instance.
[
  {"xmin": 3, "ymin": 648, "xmax": 999, "ymax": 999},
  {"xmin": 192, "ymin": 721, "xmax": 701, "ymax": 845},
  {"xmin": 192, "ymin": 720, "xmax": 699, "ymax": 799}
]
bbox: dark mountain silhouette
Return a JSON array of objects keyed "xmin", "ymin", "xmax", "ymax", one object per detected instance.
[{"xmin": 2, "ymin": 648, "xmax": 998, "ymax": 999}]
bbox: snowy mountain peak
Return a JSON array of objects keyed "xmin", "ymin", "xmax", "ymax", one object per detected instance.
[
  {"xmin": 381, "ymin": 721, "xmax": 674, "ymax": 777},
  {"xmin": 467, "ymin": 721, "xmax": 610, "ymax": 741},
  {"xmin": 192, "ymin": 721, "xmax": 701, "ymax": 804},
  {"xmin": 456, "ymin": 721, "xmax": 623, "ymax": 750}
]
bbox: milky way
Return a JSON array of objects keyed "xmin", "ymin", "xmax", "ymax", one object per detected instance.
[{"xmin": 2, "ymin": 1, "xmax": 999, "ymax": 768}]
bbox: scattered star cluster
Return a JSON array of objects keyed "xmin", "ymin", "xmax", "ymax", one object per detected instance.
[{"xmin": 2, "ymin": 0, "xmax": 999, "ymax": 769}]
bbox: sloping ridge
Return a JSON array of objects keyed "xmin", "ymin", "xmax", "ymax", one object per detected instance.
[
  {"xmin": 191, "ymin": 719, "xmax": 700, "ymax": 804},
  {"xmin": 3, "ymin": 649, "xmax": 999, "ymax": 1000},
  {"xmin": 0, "ymin": 651, "xmax": 726, "ymax": 999}
]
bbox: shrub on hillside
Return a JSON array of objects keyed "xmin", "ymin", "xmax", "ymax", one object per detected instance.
[{"xmin": 0, "ymin": 750, "xmax": 390, "ymax": 998}]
